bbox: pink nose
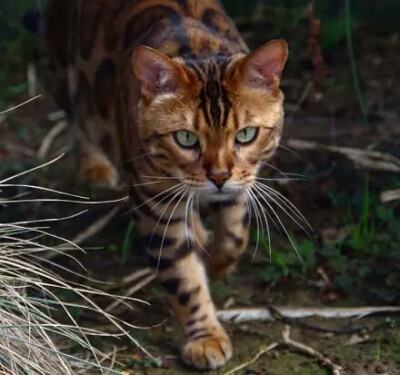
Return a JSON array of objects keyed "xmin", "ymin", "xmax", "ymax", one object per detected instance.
[{"xmin": 208, "ymin": 171, "xmax": 231, "ymax": 189}]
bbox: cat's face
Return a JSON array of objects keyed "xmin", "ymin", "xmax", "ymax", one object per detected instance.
[{"xmin": 133, "ymin": 40, "xmax": 287, "ymax": 199}]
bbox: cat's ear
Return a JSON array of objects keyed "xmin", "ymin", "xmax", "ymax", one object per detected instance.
[
  {"xmin": 132, "ymin": 46, "xmax": 193, "ymax": 101},
  {"xmin": 232, "ymin": 39, "xmax": 288, "ymax": 94}
]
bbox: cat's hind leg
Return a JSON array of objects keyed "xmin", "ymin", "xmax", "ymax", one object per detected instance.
[{"xmin": 78, "ymin": 133, "xmax": 119, "ymax": 188}]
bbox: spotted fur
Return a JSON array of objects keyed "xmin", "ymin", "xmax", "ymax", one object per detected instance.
[{"xmin": 45, "ymin": 0, "xmax": 288, "ymax": 370}]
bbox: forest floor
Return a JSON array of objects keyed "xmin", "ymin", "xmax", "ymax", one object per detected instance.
[{"xmin": 1, "ymin": 19, "xmax": 400, "ymax": 375}]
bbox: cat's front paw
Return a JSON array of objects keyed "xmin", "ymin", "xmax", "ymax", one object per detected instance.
[{"xmin": 182, "ymin": 334, "xmax": 232, "ymax": 370}]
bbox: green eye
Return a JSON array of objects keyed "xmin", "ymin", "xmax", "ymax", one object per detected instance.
[
  {"xmin": 236, "ymin": 127, "xmax": 259, "ymax": 145},
  {"xmin": 173, "ymin": 130, "xmax": 199, "ymax": 149}
]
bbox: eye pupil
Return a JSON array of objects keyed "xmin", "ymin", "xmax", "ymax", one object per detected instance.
[{"xmin": 174, "ymin": 130, "xmax": 198, "ymax": 149}]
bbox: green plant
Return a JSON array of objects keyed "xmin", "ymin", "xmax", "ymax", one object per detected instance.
[
  {"xmin": 259, "ymin": 232, "xmax": 316, "ymax": 283},
  {"xmin": 121, "ymin": 219, "xmax": 137, "ymax": 265},
  {"xmin": 343, "ymin": 174, "xmax": 375, "ymax": 251},
  {"xmin": 375, "ymin": 332, "xmax": 382, "ymax": 361},
  {"xmin": 258, "ymin": 174, "xmax": 400, "ymax": 304},
  {"xmin": 344, "ymin": 0, "xmax": 368, "ymax": 125}
]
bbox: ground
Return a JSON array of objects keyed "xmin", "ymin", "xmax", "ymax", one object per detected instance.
[{"xmin": 1, "ymin": 8, "xmax": 400, "ymax": 375}]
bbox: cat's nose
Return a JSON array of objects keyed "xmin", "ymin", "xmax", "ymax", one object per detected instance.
[{"xmin": 208, "ymin": 171, "xmax": 231, "ymax": 189}]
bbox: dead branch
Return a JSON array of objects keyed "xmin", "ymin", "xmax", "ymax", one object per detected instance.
[
  {"xmin": 104, "ymin": 273, "xmax": 156, "ymax": 313},
  {"xmin": 43, "ymin": 207, "xmax": 119, "ymax": 260},
  {"xmin": 282, "ymin": 325, "xmax": 342, "ymax": 375},
  {"xmin": 102, "ymin": 268, "xmax": 153, "ymax": 291},
  {"xmin": 222, "ymin": 343, "xmax": 279, "ymax": 375},
  {"xmin": 380, "ymin": 188, "xmax": 400, "ymax": 203},
  {"xmin": 27, "ymin": 63, "xmax": 38, "ymax": 97},
  {"xmin": 38, "ymin": 120, "xmax": 68, "ymax": 159},
  {"xmin": 47, "ymin": 110, "xmax": 67, "ymax": 122},
  {"xmin": 0, "ymin": 95, "xmax": 42, "ymax": 115},
  {"xmin": 217, "ymin": 306, "xmax": 400, "ymax": 323},
  {"xmin": 287, "ymin": 138, "xmax": 400, "ymax": 172}
]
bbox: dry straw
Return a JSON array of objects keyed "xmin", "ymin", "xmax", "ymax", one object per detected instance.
[{"xmin": 0, "ymin": 156, "xmax": 146, "ymax": 375}]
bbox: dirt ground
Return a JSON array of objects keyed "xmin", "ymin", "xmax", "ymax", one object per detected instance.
[{"xmin": 1, "ymin": 16, "xmax": 400, "ymax": 375}]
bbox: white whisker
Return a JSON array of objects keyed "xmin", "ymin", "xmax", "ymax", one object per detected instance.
[
  {"xmin": 256, "ymin": 176, "xmax": 306, "ymax": 182},
  {"xmin": 260, "ymin": 161, "xmax": 308, "ymax": 179},
  {"xmin": 125, "ymin": 153, "xmax": 154, "ymax": 163},
  {"xmin": 146, "ymin": 186, "xmax": 186, "ymax": 272},
  {"xmin": 255, "ymin": 182, "xmax": 313, "ymax": 233},
  {"xmin": 191, "ymin": 193, "xmax": 210, "ymax": 257},
  {"xmin": 252, "ymin": 185, "xmax": 303, "ymax": 262},
  {"xmin": 253, "ymin": 187, "xmax": 272, "ymax": 261},
  {"xmin": 139, "ymin": 175, "xmax": 178, "ymax": 180},
  {"xmin": 246, "ymin": 189, "xmax": 262, "ymax": 261},
  {"xmin": 277, "ymin": 144, "xmax": 302, "ymax": 157},
  {"xmin": 156, "ymin": 189, "xmax": 187, "ymax": 272},
  {"xmin": 128, "ymin": 180, "xmax": 166, "ymax": 188},
  {"xmin": 247, "ymin": 188, "xmax": 271, "ymax": 261},
  {"xmin": 129, "ymin": 183, "xmax": 184, "ymax": 212},
  {"xmin": 184, "ymin": 192, "xmax": 194, "ymax": 249}
]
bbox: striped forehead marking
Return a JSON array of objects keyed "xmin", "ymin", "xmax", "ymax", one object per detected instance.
[{"xmin": 185, "ymin": 57, "xmax": 232, "ymax": 128}]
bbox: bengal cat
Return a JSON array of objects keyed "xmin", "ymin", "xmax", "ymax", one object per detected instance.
[{"xmin": 45, "ymin": 0, "xmax": 288, "ymax": 370}]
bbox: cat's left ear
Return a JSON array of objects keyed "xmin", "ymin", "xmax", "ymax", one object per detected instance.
[{"xmin": 230, "ymin": 39, "xmax": 288, "ymax": 94}]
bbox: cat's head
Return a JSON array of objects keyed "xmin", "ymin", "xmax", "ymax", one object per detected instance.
[{"xmin": 132, "ymin": 40, "xmax": 288, "ymax": 199}]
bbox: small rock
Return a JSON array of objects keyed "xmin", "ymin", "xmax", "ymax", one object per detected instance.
[{"xmin": 375, "ymin": 363, "xmax": 387, "ymax": 374}]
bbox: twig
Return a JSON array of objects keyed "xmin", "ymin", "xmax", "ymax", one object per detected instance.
[
  {"xmin": 27, "ymin": 63, "xmax": 38, "ymax": 97},
  {"xmin": 68, "ymin": 207, "xmax": 119, "ymax": 246},
  {"xmin": 287, "ymin": 138, "xmax": 400, "ymax": 172},
  {"xmin": 345, "ymin": 0, "xmax": 368, "ymax": 126},
  {"xmin": 103, "ymin": 268, "xmax": 153, "ymax": 291},
  {"xmin": 0, "ymin": 95, "xmax": 42, "ymax": 115},
  {"xmin": 47, "ymin": 110, "xmax": 67, "ymax": 122},
  {"xmin": 43, "ymin": 207, "xmax": 119, "ymax": 260},
  {"xmin": 217, "ymin": 306, "xmax": 400, "ymax": 323},
  {"xmin": 282, "ymin": 325, "xmax": 342, "ymax": 375},
  {"xmin": 307, "ymin": 5, "xmax": 325, "ymax": 94},
  {"xmin": 380, "ymin": 188, "xmax": 400, "ymax": 203},
  {"xmin": 267, "ymin": 305, "xmax": 400, "ymax": 335},
  {"xmin": 222, "ymin": 343, "xmax": 279, "ymax": 375},
  {"xmin": 121, "ymin": 268, "xmax": 152, "ymax": 285},
  {"xmin": 37, "ymin": 121, "xmax": 68, "ymax": 159},
  {"xmin": 105, "ymin": 273, "xmax": 155, "ymax": 313}
]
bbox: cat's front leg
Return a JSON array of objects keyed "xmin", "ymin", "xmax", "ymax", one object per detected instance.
[
  {"xmin": 207, "ymin": 194, "xmax": 250, "ymax": 279},
  {"xmin": 134, "ymin": 190, "xmax": 232, "ymax": 370}
]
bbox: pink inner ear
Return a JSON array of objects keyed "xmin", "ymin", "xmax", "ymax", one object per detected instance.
[
  {"xmin": 133, "ymin": 47, "xmax": 180, "ymax": 98},
  {"xmin": 260, "ymin": 62, "xmax": 280, "ymax": 78},
  {"xmin": 141, "ymin": 63, "xmax": 178, "ymax": 96},
  {"xmin": 241, "ymin": 40, "xmax": 288, "ymax": 90},
  {"xmin": 141, "ymin": 65, "xmax": 178, "ymax": 95}
]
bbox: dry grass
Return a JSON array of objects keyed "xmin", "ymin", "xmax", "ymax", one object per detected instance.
[{"xmin": 0, "ymin": 156, "xmax": 145, "ymax": 375}]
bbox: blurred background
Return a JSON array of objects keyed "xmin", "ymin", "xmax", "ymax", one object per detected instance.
[{"xmin": 0, "ymin": 1, "xmax": 399, "ymax": 374}]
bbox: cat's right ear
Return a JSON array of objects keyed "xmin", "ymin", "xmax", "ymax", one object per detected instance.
[{"xmin": 132, "ymin": 46, "xmax": 195, "ymax": 101}]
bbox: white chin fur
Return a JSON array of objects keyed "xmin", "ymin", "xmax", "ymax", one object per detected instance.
[
  {"xmin": 201, "ymin": 193, "xmax": 235, "ymax": 203},
  {"xmin": 192, "ymin": 182, "xmax": 246, "ymax": 204}
]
